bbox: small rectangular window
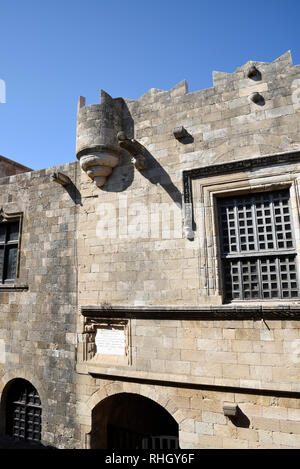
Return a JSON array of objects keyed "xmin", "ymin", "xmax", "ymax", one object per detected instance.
[
  {"xmin": 0, "ymin": 220, "xmax": 20, "ymax": 283},
  {"xmin": 218, "ymin": 190, "xmax": 299, "ymax": 301}
]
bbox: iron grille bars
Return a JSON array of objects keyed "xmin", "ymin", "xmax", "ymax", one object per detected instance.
[{"xmin": 218, "ymin": 190, "xmax": 299, "ymax": 301}]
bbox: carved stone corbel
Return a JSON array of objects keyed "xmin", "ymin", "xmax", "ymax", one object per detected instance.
[
  {"xmin": 117, "ymin": 132, "xmax": 146, "ymax": 171},
  {"xmin": 51, "ymin": 172, "xmax": 70, "ymax": 186},
  {"xmin": 173, "ymin": 126, "xmax": 188, "ymax": 140}
]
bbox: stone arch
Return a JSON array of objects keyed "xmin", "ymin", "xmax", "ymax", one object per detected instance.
[{"xmin": 82, "ymin": 381, "xmax": 186, "ymax": 449}]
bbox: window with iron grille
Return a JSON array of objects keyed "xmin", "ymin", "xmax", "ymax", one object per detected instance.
[
  {"xmin": 0, "ymin": 220, "xmax": 20, "ymax": 283},
  {"xmin": 218, "ymin": 189, "xmax": 299, "ymax": 301},
  {"xmin": 6, "ymin": 379, "xmax": 41, "ymax": 442}
]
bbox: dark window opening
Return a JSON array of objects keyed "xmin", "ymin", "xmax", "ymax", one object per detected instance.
[
  {"xmin": 6, "ymin": 379, "xmax": 42, "ymax": 443},
  {"xmin": 0, "ymin": 220, "xmax": 19, "ymax": 283},
  {"xmin": 218, "ymin": 190, "xmax": 299, "ymax": 301}
]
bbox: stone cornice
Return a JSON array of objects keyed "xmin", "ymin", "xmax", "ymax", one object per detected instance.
[
  {"xmin": 76, "ymin": 364, "xmax": 300, "ymax": 397},
  {"xmin": 182, "ymin": 149, "xmax": 300, "ymax": 240},
  {"xmin": 81, "ymin": 304, "xmax": 300, "ymax": 320},
  {"xmin": 183, "ymin": 149, "xmax": 300, "ymax": 203},
  {"xmin": 0, "ymin": 284, "xmax": 29, "ymax": 291}
]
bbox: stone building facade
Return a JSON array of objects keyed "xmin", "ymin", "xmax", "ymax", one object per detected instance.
[
  {"xmin": 0, "ymin": 51, "xmax": 300, "ymax": 449},
  {"xmin": 0, "ymin": 155, "xmax": 31, "ymax": 178}
]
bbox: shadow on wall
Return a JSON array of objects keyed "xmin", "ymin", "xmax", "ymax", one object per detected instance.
[
  {"xmin": 100, "ymin": 100, "xmax": 134, "ymax": 193},
  {"xmin": 65, "ymin": 179, "xmax": 82, "ymax": 206},
  {"xmin": 0, "ymin": 435, "xmax": 56, "ymax": 449},
  {"xmin": 141, "ymin": 148, "xmax": 182, "ymax": 208},
  {"xmin": 101, "ymin": 100, "xmax": 182, "ymax": 208},
  {"xmin": 228, "ymin": 407, "xmax": 250, "ymax": 429}
]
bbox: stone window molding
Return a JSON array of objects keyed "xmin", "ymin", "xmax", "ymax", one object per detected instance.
[
  {"xmin": 0, "ymin": 208, "xmax": 23, "ymax": 224},
  {"xmin": 182, "ymin": 150, "xmax": 300, "ymax": 304},
  {"xmin": 0, "ymin": 208, "xmax": 23, "ymax": 284},
  {"xmin": 182, "ymin": 150, "xmax": 300, "ymax": 240},
  {"xmin": 80, "ymin": 304, "xmax": 300, "ymax": 320}
]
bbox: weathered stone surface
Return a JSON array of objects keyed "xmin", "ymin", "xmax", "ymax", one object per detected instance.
[
  {"xmin": 1, "ymin": 52, "xmax": 300, "ymax": 449},
  {"xmin": 0, "ymin": 162, "xmax": 80, "ymax": 448}
]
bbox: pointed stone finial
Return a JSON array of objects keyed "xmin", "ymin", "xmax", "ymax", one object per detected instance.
[{"xmin": 77, "ymin": 96, "xmax": 86, "ymax": 112}]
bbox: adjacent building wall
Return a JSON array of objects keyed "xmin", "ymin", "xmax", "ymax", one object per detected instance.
[
  {"xmin": 0, "ymin": 162, "xmax": 81, "ymax": 448},
  {"xmin": 0, "ymin": 155, "xmax": 32, "ymax": 178}
]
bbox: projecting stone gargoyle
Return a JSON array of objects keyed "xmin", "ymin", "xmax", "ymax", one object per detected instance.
[{"xmin": 117, "ymin": 132, "xmax": 146, "ymax": 171}]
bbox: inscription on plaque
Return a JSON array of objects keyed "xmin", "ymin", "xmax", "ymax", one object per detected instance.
[{"xmin": 95, "ymin": 326, "xmax": 126, "ymax": 356}]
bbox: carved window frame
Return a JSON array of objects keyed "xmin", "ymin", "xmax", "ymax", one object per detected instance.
[
  {"xmin": 182, "ymin": 152, "xmax": 300, "ymax": 304},
  {"xmin": 0, "ymin": 209, "xmax": 23, "ymax": 284}
]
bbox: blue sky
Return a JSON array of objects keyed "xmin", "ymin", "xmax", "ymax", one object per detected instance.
[{"xmin": 0, "ymin": 0, "xmax": 300, "ymax": 170}]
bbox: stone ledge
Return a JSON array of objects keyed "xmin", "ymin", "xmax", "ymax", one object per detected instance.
[
  {"xmin": 0, "ymin": 284, "xmax": 29, "ymax": 291},
  {"xmin": 81, "ymin": 304, "xmax": 300, "ymax": 320},
  {"xmin": 76, "ymin": 363, "xmax": 300, "ymax": 396}
]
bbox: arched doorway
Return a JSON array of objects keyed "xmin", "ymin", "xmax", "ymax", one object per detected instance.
[
  {"xmin": 4, "ymin": 379, "xmax": 42, "ymax": 443},
  {"xmin": 91, "ymin": 392, "xmax": 179, "ymax": 449}
]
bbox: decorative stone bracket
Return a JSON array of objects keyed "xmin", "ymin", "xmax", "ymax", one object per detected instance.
[
  {"xmin": 76, "ymin": 145, "xmax": 121, "ymax": 188},
  {"xmin": 51, "ymin": 172, "xmax": 70, "ymax": 186},
  {"xmin": 223, "ymin": 403, "xmax": 238, "ymax": 417},
  {"xmin": 173, "ymin": 126, "xmax": 188, "ymax": 140},
  {"xmin": 117, "ymin": 131, "xmax": 146, "ymax": 171}
]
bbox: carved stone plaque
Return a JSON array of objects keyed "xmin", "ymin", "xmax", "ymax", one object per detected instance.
[{"xmin": 95, "ymin": 326, "xmax": 125, "ymax": 356}]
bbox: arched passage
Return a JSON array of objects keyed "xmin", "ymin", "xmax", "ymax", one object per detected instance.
[
  {"xmin": 1, "ymin": 378, "xmax": 42, "ymax": 443},
  {"xmin": 91, "ymin": 392, "xmax": 179, "ymax": 449}
]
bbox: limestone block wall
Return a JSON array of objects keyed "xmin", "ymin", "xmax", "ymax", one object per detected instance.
[
  {"xmin": 76, "ymin": 312, "xmax": 300, "ymax": 448},
  {"xmin": 131, "ymin": 318, "xmax": 300, "ymax": 392},
  {"xmin": 77, "ymin": 51, "xmax": 300, "ymax": 309},
  {"xmin": 1, "ymin": 52, "xmax": 299, "ymax": 449},
  {"xmin": 75, "ymin": 51, "xmax": 300, "ymax": 449},
  {"xmin": 77, "ymin": 311, "xmax": 300, "ymax": 393},
  {"xmin": 76, "ymin": 378, "xmax": 300, "ymax": 449},
  {"xmin": 0, "ymin": 163, "xmax": 81, "ymax": 448}
]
